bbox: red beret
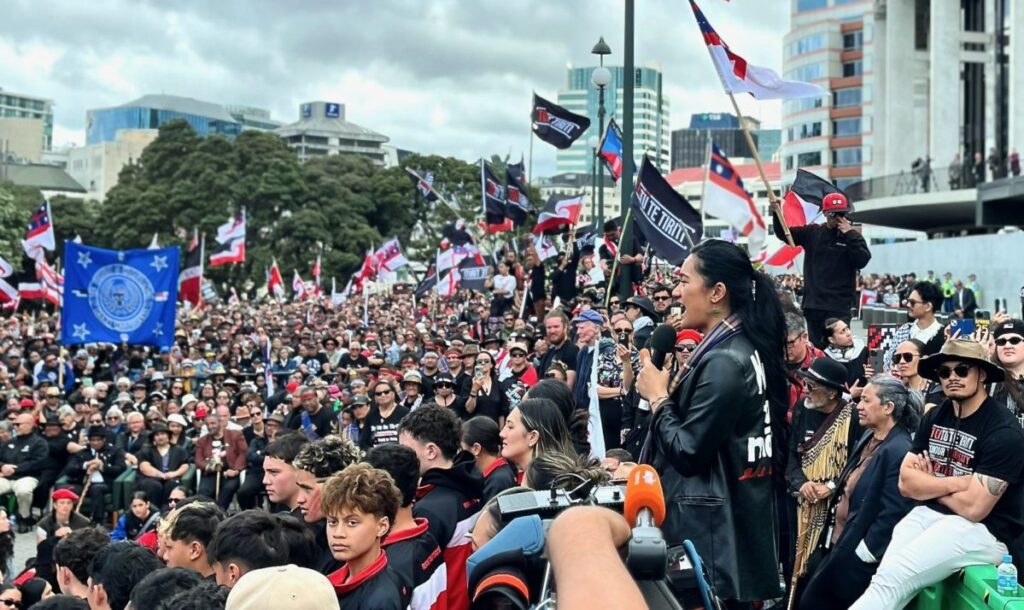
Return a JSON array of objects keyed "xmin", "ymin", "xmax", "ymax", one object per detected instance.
[
  {"xmin": 675, "ymin": 330, "xmax": 703, "ymax": 345},
  {"xmin": 52, "ymin": 488, "xmax": 79, "ymax": 502},
  {"xmin": 195, "ymin": 406, "xmax": 209, "ymax": 419},
  {"xmin": 19, "ymin": 398, "xmax": 34, "ymax": 409},
  {"xmin": 285, "ymin": 381, "xmax": 299, "ymax": 394}
]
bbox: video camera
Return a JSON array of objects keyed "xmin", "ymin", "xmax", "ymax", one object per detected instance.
[{"xmin": 467, "ymin": 466, "xmax": 721, "ymax": 610}]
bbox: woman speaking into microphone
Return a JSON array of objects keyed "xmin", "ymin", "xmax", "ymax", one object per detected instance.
[{"xmin": 636, "ymin": 239, "xmax": 788, "ymax": 610}]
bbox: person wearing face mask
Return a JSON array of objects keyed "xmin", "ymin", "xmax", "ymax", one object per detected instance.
[{"xmin": 786, "ymin": 357, "xmax": 862, "ymax": 602}]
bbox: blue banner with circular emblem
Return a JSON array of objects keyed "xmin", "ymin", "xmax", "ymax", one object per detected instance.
[{"xmin": 61, "ymin": 241, "xmax": 180, "ymax": 347}]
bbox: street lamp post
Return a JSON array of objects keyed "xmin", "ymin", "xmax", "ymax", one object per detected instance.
[
  {"xmin": 587, "ymin": 135, "xmax": 599, "ymax": 222},
  {"xmin": 591, "ymin": 36, "xmax": 612, "ymax": 229}
]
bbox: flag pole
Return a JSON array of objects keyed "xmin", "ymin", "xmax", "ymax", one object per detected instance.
[
  {"xmin": 528, "ymin": 95, "xmax": 535, "ymax": 184},
  {"xmin": 726, "ymin": 91, "xmax": 795, "ymax": 247},
  {"xmin": 603, "ymin": 207, "xmax": 633, "ymax": 308},
  {"xmin": 700, "ymin": 131, "xmax": 712, "ymax": 228}
]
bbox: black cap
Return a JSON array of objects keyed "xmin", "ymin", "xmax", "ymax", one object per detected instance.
[
  {"xmin": 994, "ymin": 319, "xmax": 1024, "ymax": 340},
  {"xmin": 43, "ymin": 414, "xmax": 61, "ymax": 427},
  {"xmin": 625, "ymin": 296, "xmax": 657, "ymax": 319},
  {"xmin": 87, "ymin": 425, "xmax": 108, "ymax": 439}
]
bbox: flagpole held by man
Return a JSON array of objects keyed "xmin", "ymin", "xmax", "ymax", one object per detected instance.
[{"xmin": 688, "ymin": 0, "xmax": 827, "ymax": 248}]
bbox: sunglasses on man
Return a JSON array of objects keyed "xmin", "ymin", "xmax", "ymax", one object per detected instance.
[
  {"xmin": 937, "ymin": 364, "xmax": 973, "ymax": 380},
  {"xmin": 996, "ymin": 336, "xmax": 1023, "ymax": 347}
]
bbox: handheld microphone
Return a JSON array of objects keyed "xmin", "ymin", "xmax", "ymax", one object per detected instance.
[
  {"xmin": 624, "ymin": 464, "xmax": 667, "ymax": 528},
  {"xmin": 648, "ymin": 324, "xmax": 678, "ymax": 370},
  {"xmin": 624, "ymin": 464, "xmax": 669, "ymax": 580}
]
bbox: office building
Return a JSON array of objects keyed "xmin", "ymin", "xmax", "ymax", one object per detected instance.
[
  {"xmin": 780, "ymin": 0, "xmax": 1024, "ymax": 190},
  {"xmin": 670, "ymin": 112, "xmax": 782, "ymax": 170},
  {"xmin": 555, "ymin": 64, "xmax": 670, "ymax": 174},
  {"xmin": 0, "ymin": 88, "xmax": 53, "ymax": 150},
  {"xmin": 275, "ymin": 101, "xmax": 389, "ymax": 164},
  {"xmin": 0, "ymin": 118, "xmax": 45, "ymax": 163},
  {"xmin": 225, "ymin": 105, "xmax": 282, "ymax": 132},
  {"xmin": 67, "ymin": 129, "xmax": 159, "ymax": 201},
  {"xmin": 86, "ymin": 95, "xmax": 242, "ymax": 145}
]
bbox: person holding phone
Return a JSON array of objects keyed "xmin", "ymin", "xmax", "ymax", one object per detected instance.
[
  {"xmin": 771, "ymin": 192, "xmax": 871, "ymax": 348},
  {"xmin": 465, "ymin": 352, "xmax": 505, "ymax": 426}
]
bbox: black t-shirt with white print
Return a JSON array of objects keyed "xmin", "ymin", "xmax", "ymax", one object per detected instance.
[{"xmin": 911, "ymin": 396, "xmax": 1024, "ymax": 544}]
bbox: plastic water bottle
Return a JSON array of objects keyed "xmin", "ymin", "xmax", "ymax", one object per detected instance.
[{"xmin": 998, "ymin": 554, "xmax": 1018, "ymax": 596}]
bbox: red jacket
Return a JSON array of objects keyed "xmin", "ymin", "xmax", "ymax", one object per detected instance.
[{"xmin": 194, "ymin": 429, "xmax": 247, "ymax": 471}]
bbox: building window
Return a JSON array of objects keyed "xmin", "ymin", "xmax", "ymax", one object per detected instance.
[
  {"xmin": 835, "ymin": 177, "xmax": 861, "ymax": 190},
  {"xmin": 843, "ymin": 31, "xmax": 863, "ymax": 50},
  {"xmin": 833, "ymin": 147, "xmax": 862, "ymax": 166},
  {"xmin": 786, "ymin": 63, "xmax": 824, "ymax": 82},
  {"xmin": 833, "ymin": 117, "xmax": 863, "ymax": 136},
  {"xmin": 842, "ymin": 60, "xmax": 863, "ymax": 77},
  {"xmin": 914, "ymin": 0, "xmax": 930, "ymax": 50},
  {"xmin": 787, "ymin": 122, "xmax": 822, "ymax": 141},
  {"xmin": 797, "ymin": 151, "xmax": 823, "ymax": 167},
  {"xmin": 834, "ymin": 87, "xmax": 862, "ymax": 107},
  {"xmin": 787, "ymin": 34, "xmax": 826, "ymax": 58},
  {"xmin": 784, "ymin": 98, "xmax": 824, "ymax": 114},
  {"xmin": 797, "ymin": 0, "xmax": 827, "ymax": 11}
]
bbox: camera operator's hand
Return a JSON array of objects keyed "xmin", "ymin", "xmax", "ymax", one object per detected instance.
[{"xmin": 547, "ymin": 506, "xmax": 644, "ymax": 610}]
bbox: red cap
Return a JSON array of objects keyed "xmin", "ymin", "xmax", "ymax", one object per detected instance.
[
  {"xmin": 675, "ymin": 330, "xmax": 703, "ymax": 345},
  {"xmin": 52, "ymin": 488, "xmax": 80, "ymax": 502},
  {"xmin": 821, "ymin": 192, "xmax": 850, "ymax": 213},
  {"xmin": 286, "ymin": 381, "xmax": 299, "ymax": 394},
  {"xmin": 19, "ymin": 398, "xmax": 34, "ymax": 409},
  {"xmin": 195, "ymin": 406, "xmax": 209, "ymax": 419}
]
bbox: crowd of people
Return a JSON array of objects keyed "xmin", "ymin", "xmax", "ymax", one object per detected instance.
[{"xmin": 0, "ymin": 191, "xmax": 1015, "ymax": 609}]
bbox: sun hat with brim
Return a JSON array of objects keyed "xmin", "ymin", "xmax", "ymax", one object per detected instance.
[
  {"xmin": 167, "ymin": 414, "xmax": 188, "ymax": 428},
  {"xmin": 625, "ymin": 296, "xmax": 657, "ymax": 319},
  {"xmin": 918, "ymin": 339, "xmax": 1005, "ymax": 383},
  {"xmin": 796, "ymin": 358, "xmax": 849, "ymax": 392}
]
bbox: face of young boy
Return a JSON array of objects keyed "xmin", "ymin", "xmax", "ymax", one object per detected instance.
[
  {"xmin": 325, "ymin": 507, "xmax": 388, "ymax": 563},
  {"xmin": 294, "ymin": 469, "xmax": 323, "ymax": 523}
]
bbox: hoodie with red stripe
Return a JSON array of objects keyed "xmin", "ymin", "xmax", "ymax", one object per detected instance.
[
  {"xmin": 329, "ymin": 550, "xmax": 411, "ymax": 610},
  {"xmin": 413, "ymin": 454, "xmax": 483, "ymax": 610},
  {"xmin": 383, "ymin": 517, "xmax": 446, "ymax": 610}
]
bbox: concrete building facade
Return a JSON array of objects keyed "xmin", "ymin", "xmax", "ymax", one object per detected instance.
[
  {"xmin": 781, "ymin": 0, "xmax": 1023, "ymax": 191},
  {"xmin": 555, "ymin": 65, "xmax": 671, "ymax": 175},
  {"xmin": 275, "ymin": 101, "xmax": 389, "ymax": 164},
  {"xmin": 0, "ymin": 88, "xmax": 53, "ymax": 150},
  {"xmin": 0, "ymin": 117, "xmax": 45, "ymax": 163},
  {"xmin": 67, "ymin": 129, "xmax": 159, "ymax": 201}
]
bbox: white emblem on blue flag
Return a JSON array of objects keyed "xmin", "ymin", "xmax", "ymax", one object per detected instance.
[{"xmin": 87, "ymin": 264, "xmax": 154, "ymax": 333}]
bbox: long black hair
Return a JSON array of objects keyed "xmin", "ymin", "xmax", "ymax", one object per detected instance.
[
  {"xmin": 690, "ymin": 240, "xmax": 787, "ymax": 424},
  {"xmin": 524, "ymin": 379, "xmax": 590, "ymax": 456}
]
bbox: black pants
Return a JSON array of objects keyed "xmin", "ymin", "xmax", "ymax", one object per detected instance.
[
  {"xmin": 803, "ymin": 308, "xmax": 850, "ymax": 349},
  {"xmin": 136, "ymin": 476, "xmax": 181, "ymax": 508},
  {"xmin": 797, "ymin": 544, "xmax": 877, "ymax": 610},
  {"xmin": 84, "ymin": 481, "xmax": 109, "ymax": 523},
  {"xmin": 235, "ymin": 470, "xmax": 265, "ymax": 510},
  {"xmin": 33, "ymin": 469, "xmax": 61, "ymax": 511},
  {"xmin": 598, "ymin": 398, "xmax": 623, "ymax": 451},
  {"xmin": 199, "ymin": 473, "xmax": 241, "ymax": 510}
]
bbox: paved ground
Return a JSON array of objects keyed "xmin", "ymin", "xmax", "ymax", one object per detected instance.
[{"xmin": 13, "ymin": 527, "xmax": 39, "ymax": 576}]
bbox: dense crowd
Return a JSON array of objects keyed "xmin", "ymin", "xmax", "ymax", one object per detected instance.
[{"xmin": 0, "ymin": 198, "xmax": 1016, "ymax": 609}]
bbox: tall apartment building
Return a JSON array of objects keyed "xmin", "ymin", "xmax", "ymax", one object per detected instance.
[
  {"xmin": 555, "ymin": 64, "xmax": 670, "ymax": 174},
  {"xmin": 275, "ymin": 101, "xmax": 390, "ymax": 165},
  {"xmin": 780, "ymin": 0, "xmax": 1024, "ymax": 190},
  {"xmin": 0, "ymin": 88, "xmax": 54, "ymax": 151}
]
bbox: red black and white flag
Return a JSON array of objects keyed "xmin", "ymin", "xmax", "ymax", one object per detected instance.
[
  {"xmin": 532, "ymin": 93, "xmax": 591, "ymax": 149},
  {"xmin": 292, "ymin": 271, "xmax": 309, "ymax": 301},
  {"xmin": 765, "ymin": 169, "xmax": 842, "ymax": 268},
  {"xmin": 20, "ymin": 259, "xmax": 62, "ymax": 306},
  {"xmin": 267, "ymin": 258, "xmax": 285, "ymax": 299},
  {"xmin": 178, "ymin": 230, "xmax": 203, "ymax": 306},
  {"xmin": 482, "ymin": 161, "xmax": 510, "ymax": 233},
  {"xmin": 532, "ymin": 193, "xmax": 585, "ymax": 235},
  {"xmin": 311, "ymin": 252, "xmax": 322, "ymax": 296},
  {"xmin": 209, "ymin": 238, "xmax": 245, "ymax": 267}
]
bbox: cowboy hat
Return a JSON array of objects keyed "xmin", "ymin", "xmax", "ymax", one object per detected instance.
[{"xmin": 918, "ymin": 339, "xmax": 1005, "ymax": 383}]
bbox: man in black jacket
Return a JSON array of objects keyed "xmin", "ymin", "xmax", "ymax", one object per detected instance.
[
  {"xmin": 399, "ymin": 406, "xmax": 482, "ymax": 610},
  {"xmin": 64, "ymin": 426, "xmax": 126, "ymax": 524},
  {"xmin": 0, "ymin": 412, "xmax": 49, "ymax": 529},
  {"xmin": 772, "ymin": 192, "xmax": 871, "ymax": 347}
]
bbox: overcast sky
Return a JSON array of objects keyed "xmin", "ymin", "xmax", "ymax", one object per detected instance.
[{"xmin": 0, "ymin": 0, "xmax": 788, "ymax": 177}]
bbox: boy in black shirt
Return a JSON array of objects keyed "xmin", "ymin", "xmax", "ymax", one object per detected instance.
[
  {"xmin": 852, "ymin": 340, "xmax": 1024, "ymax": 609},
  {"xmin": 365, "ymin": 444, "xmax": 445, "ymax": 610},
  {"xmin": 324, "ymin": 463, "xmax": 410, "ymax": 609}
]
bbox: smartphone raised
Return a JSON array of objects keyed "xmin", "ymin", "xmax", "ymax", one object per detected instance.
[{"xmin": 950, "ymin": 317, "xmax": 976, "ymax": 337}]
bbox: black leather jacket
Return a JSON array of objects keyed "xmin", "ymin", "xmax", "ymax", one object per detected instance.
[{"xmin": 648, "ymin": 332, "xmax": 780, "ymax": 602}]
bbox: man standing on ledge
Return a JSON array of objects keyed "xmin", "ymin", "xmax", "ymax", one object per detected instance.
[{"xmin": 772, "ymin": 192, "xmax": 871, "ymax": 348}]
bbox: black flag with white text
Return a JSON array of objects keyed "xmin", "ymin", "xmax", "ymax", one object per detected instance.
[
  {"xmin": 532, "ymin": 94, "xmax": 591, "ymax": 150},
  {"xmin": 630, "ymin": 156, "xmax": 703, "ymax": 265}
]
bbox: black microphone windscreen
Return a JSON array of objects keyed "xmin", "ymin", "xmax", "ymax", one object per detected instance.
[{"xmin": 649, "ymin": 324, "xmax": 677, "ymax": 369}]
